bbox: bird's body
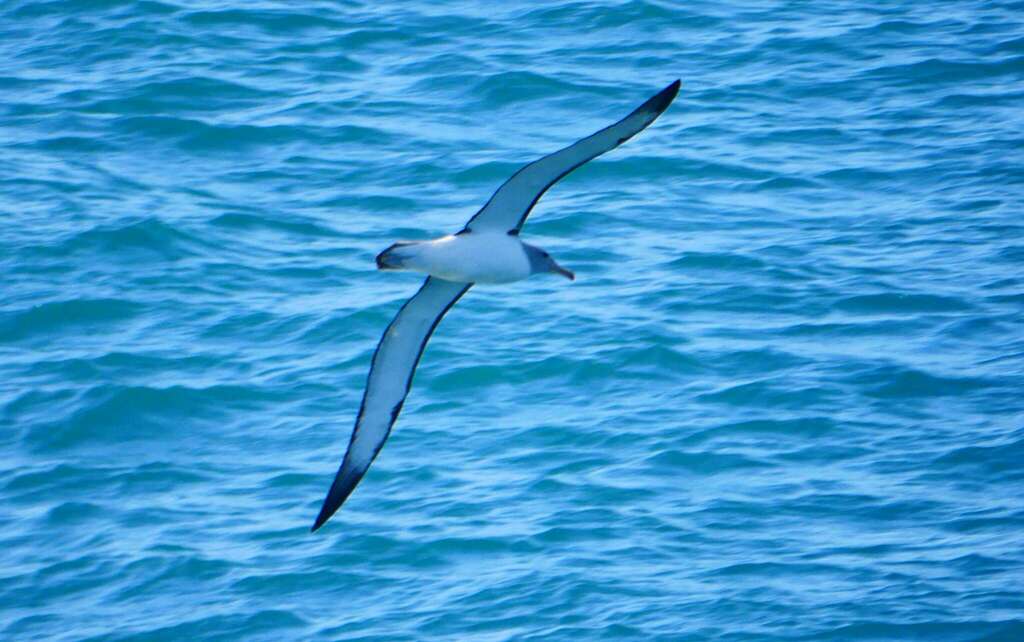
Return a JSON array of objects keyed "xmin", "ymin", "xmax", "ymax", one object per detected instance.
[
  {"xmin": 378, "ymin": 232, "xmax": 534, "ymax": 284},
  {"xmin": 311, "ymin": 79, "xmax": 680, "ymax": 532}
]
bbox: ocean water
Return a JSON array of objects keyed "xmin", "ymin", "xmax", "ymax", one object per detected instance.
[{"xmin": 2, "ymin": 0, "xmax": 1023, "ymax": 639}]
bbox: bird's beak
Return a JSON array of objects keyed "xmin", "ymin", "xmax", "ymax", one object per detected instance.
[{"xmin": 552, "ymin": 261, "xmax": 575, "ymax": 281}]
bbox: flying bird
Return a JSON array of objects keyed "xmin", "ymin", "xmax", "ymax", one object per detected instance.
[{"xmin": 312, "ymin": 79, "xmax": 680, "ymax": 531}]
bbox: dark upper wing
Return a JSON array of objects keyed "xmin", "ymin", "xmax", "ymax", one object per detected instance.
[
  {"xmin": 311, "ymin": 277, "xmax": 472, "ymax": 532},
  {"xmin": 460, "ymin": 79, "xmax": 680, "ymax": 235}
]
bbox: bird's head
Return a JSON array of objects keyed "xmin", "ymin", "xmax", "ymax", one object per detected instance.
[{"xmin": 524, "ymin": 243, "xmax": 574, "ymax": 281}]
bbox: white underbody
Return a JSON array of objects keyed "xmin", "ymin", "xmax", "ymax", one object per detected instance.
[{"xmin": 388, "ymin": 232, "xmax": 532, "ymax": 284}]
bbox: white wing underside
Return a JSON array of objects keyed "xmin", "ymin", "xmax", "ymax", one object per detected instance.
[
  {"xmin": 312, "ymin": 277, "xmax": 471, "ymax": 531},
  {"xmin": 462, "ymin": 79, "xmax": 680, "ymax": 234}
]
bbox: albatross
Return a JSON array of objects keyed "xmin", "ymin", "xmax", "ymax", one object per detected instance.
[{"xmin": 312, "ymin": 79, "xmax": 680, "ymax": 531}]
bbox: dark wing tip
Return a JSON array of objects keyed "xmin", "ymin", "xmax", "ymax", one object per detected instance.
[
  {"xmin": 643, "ymin": 79, "xmax": 681, "ymax": 116},
  {"xmin": 310, "ymin": 466, "xmax": 363, "ymax": 532}
]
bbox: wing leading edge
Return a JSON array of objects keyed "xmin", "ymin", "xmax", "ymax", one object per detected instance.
[
  {"xmin": 461, "ymin": 79, "xmax": 680, "ymax": 235},
  {"xmin": 312, "ymin": 277, "xmax": 472, "ymax": 532}
]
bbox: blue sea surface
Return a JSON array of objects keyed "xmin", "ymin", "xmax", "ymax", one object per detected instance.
[{"xmin": 2, "ymin": 1, "xmax": 1024, "ymax": 640}]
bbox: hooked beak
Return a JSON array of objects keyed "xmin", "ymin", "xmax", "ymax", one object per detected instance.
[{"xmin": 553, "ymin": 262, "xmax": 575, "ymax": 281}]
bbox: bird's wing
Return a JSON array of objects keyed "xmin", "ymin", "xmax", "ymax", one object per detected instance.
[
  {"xmin": 312, "ymin": 276, "xmax": 472, "ymax": 531},
  {"xmin": 460, "ymin": 79, "xmax": 680, "ymax": 235}
]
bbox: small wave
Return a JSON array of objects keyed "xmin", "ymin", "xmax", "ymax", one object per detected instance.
[
  {"xmin": 863, "ymin": 56, "xmax": 1024, "ymax": 86},
  {"xmin": 476, "ymin": 72, "xmax": 593, "ymax": 104},
  {"xmin": 0, "ymin": 297, "xmax": 142, "ymax": 343},
  {"xmin": 777, "ymin": 318, "xmax": 929, "ymax": 338},
  {"xmin": 669, "ymin": 251, "xmax": 765, "ymax": 271},
  {"xmin": 28, "ymin": 135, "xmax": 115, "ymax": 153},
  {"xmin": 697, "ymin": 379, "xmax": 840, "ymax": 408},
  {"xmin": 26, "ymin": 383, "xmax": 272, "ymax": 450},
  {"xmin": 47, "ymin": 217, "xmax": 206, "ymax": 261},
  {"xmin": 708, "ymin": 348, "xmax": 811, "ymax": 374},
  {"xmin": 209, "ymin": 212, "xmax": 342, "ymax": 239},
  {"xmin": 834, "ymin": 292, "xmax": 972, "ymax": 314},
  {"xmin": 84, "ymin": 76, "xmax": 272, "ymax": 116},
  {"xmin": 180, "ymin": 7, "xmax": 344, "ymax": 32},
  {"xmin": 119, "ymin": 609, "xmax": 306, "ymax": 640},
  {"xmin": 114, "ymin": 115, "xmax": 324, "ymax": 151},
  {"xmin": 46, "ymin": 501, "xmax": 103, "ymax": 525},
  {"xmin": 848, "ymin": 365, "xmax": 995, "ymax": 399},
  {"xmin": 712, "ymin": 416, "xmax": 837, "ymax": 439},
  {"xmin": 524, "ymin": 0, "xmax": 683, "ymax": 29},
  {"xmin": 645, "ymin": 449, "xmax": 770, "ymax": 474},
  {"xmin": 931, "ymin": 436, "xmax": 1024, "ymax": 476}
]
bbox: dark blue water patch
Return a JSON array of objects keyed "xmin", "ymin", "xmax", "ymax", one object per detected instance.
[
  {"xmin": 747, "ymin": 175, "xmax": 822, "ymax": 191},
  {"xmin": 209, "ymin": 211, "xmax": 344, "ymax": 240},
  {"xmin": 8, "ymin": 0, "xmax": 178, "ymax": 21},
  {"xmin": 814, "ymin": 619, "xmax": 1024, "ymax": 642},
  {"xmin": 314, "ymin": 193, "xmax": 420, "ymax": 214},
  {"xmin": 25, "ymin": 135, "xmax": 116, "ymax": 153},
  {"xmin": 696, "ymin": 379, "xmax": 841, "ymax": 409},
  {"xmin": 936, "ymin": 90, "xmax": 1024, "ymax": 110},
  {"xmin": 294, "ymin": 306, "xmax": 392, "ymax": 347},
  {"xmin": 178, "ymin": 7, "xmax": 348, "ymax": 33},
  {"xmin": 74, "ymin": 351, "xmax": 228, "ymax": 380},
  {"xmin": 450, "ymin": 159, "xmax": 522, "ymax": 187},
  {"xmin": 930, "ymin": 436, "xmax": 1024, "ymax": 478},
  {"xmin": 429, "ymin": 363, "xmax": 513, "ymax": 392},
  {"xmin": 35, "ymin": 217, "xmax": 207, "ymax": 262},
  {"xmin": 0, "ymin": 297, "xmax": 143, "ymax": 343},
  {"xmin": 595, "ymin": 155, "xmax": 777, "ymax": 183},
  {"xmin": 706, "ymin": 348, "xmax": 813, "ymax": 375},
  {"xmin": 992, "ymin": 34, "xmax": 1024, "ymax": 55},
  {"xmin": 941, "ymin": 510, "xmax": 1024, "ymax": 536},
  {"xmin": 645, "ymin": 449, "xmax": 772, "ymax": 475},
  {"xmin": 984, "ymin": 292, "xmax": 1024, "ymax": 305},
  {"xmin": 81, "ymin": 76, "xmax": 273, "ymax": 116},
  {"xmin": 846, "ymin": 365, "xmax": 996, "ymax": 399},
  {"xmin": 106, "ymin": 609, "xmax": 308, "ymax": 642},
  {"xmin": 946, "ymin": 552, "xmax": 1021, "ymax": 578},
  {"xmin": 472, "ymin": 71, "xmax": 597, "ymax": 107},
  {"xmin": 669, "ymin": 251, "xmax": 766, "ymax": 271},
  {"xmin": 285, "ymin": 51, "xmax": 368, "ymax": 74},
  {"xmin": 698, "ymin": 416, "xmax": 838, "ymax": 443},
  {"xmin": 947, "ymin": 198, "xmax": 1005, "ymax": 212},
  {"xmin": 109, "ymin": 461, "xmax": 213, "ymax": 495},
  {"xmin": 3, "ymin": 462, "xmax": 118, "ymax": 499},
  {"xmin": 229, "ymin": 568, "xmax": 370, "ymax": 600},
  {"xmin": 777, "ymin": 317, "xmax": 935, "ymax": 338},
  {"xmin": 112, "ymin": 115, "xmax": 328, "ymax": 152},
  {"xmin": 532, "ymin": 524, "xmax": 621, "ymax": 545},
  {"xmin": 24, "ymin": 382, "xmax": 274, "ymax": 451},
  {"xmin": 996, "ymin": 244, "xmax": 1024, "ymax": 262},
  {"xmin": 4, "ymin": 614, "xmax": 61, "ymax": 641},
  {"xmin": 940, "ymin": 314, "xmax": 1017, "ymax": 341},
  {"xmin": 118, "ymin": 555, "xmax": 235, "ymax": 598},
  {"xmin": 833, "ymin": 293, "xmax": 973, "ymax": 315},
  {"xmin": 396, "ymin": 52, "xmax": 495, "ymax": 78},
  {"xmin": 45, "ymin": 500, "xmax": 104, "ymax": 525},
  {"xmin": 525, "ymin": 0, "xmax": 684, "ymax": 30},
  {"xmin": 688, "ymin": 286, "xmax": 810, "ymax": 315},
  {"xmin": 815, "ymin": 166, "xmax": 894, "ymax": 186},
  {"xmin": 972, "ymin": 223, "xmax": 1024, "ymax": 241},
  {"xmin": 866, "ymin": 55, "xmax": 1024, "ymax": 87},
  {"xmin": 617, "ymin": 344, "xmax": 704, "ymax": 376}
]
